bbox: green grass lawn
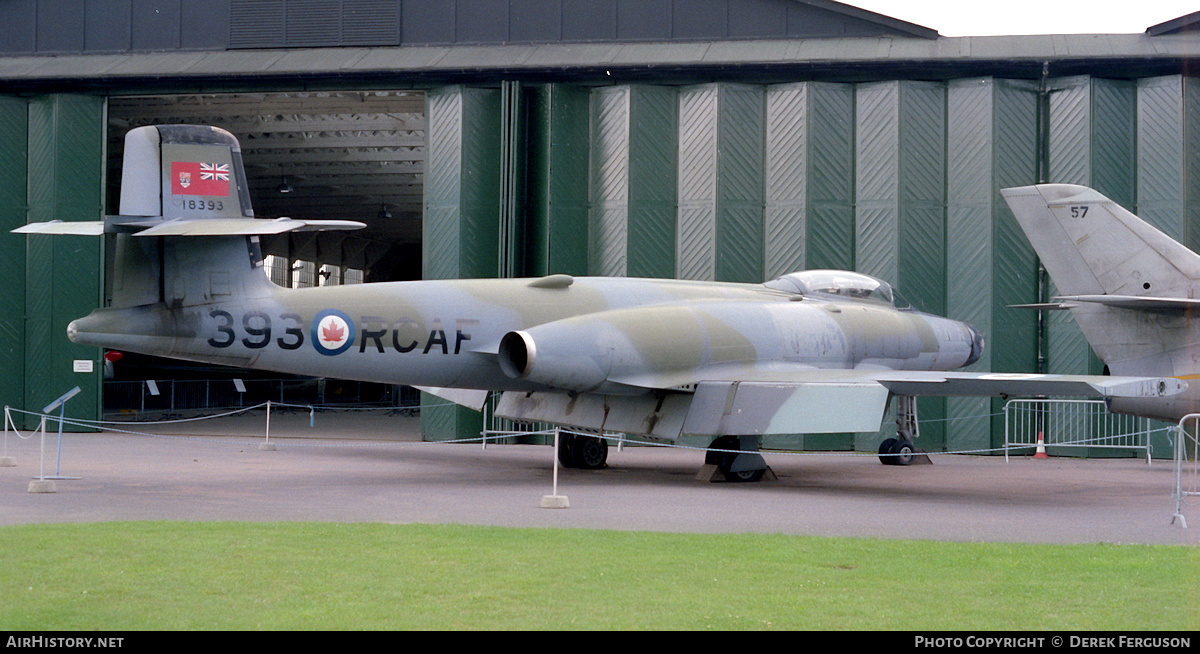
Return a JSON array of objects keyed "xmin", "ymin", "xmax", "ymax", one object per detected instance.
[{"xmin": 0, "ymin": 521, "xmax": 1195, "ymax": 630}]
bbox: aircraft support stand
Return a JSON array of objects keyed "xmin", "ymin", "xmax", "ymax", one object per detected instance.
[{"xmin": 698, "ymin": 435, "xmax": 776, "ymax": 482}]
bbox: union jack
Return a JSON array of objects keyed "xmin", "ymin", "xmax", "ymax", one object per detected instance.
[{"xmin": 200, "ymin": 162, "xmax": 230, "ymax": 181}]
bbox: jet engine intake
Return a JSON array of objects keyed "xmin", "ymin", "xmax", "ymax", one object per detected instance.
[
  {"xmin": 496, "ymin": 327, "xmax": 612, "ymax": 392},
  {"xmin": 497, "ymin": 330, "xmax": 534, "ymax": 379}
]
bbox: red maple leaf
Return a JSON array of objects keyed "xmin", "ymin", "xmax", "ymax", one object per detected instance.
[{"xmin": 321, "ymin": 319, "xmax": 346, "ymax": 343}]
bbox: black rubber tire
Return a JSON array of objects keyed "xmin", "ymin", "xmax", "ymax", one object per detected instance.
[
  {"xmin": 574, "ymin": 434, "xmax": 609, "ymax": 470},
  {"xmin": 557, "ymin": 433, "xmax": 578, "ymax": 468},
  {"xmin": 878, "ymin": 438, "xmax": 898, "ymax": 465}
]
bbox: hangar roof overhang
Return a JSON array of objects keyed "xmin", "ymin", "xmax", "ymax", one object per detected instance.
[{"xmin": 2, "ymin": 33, "xmax": 1199, "ymax": 91}]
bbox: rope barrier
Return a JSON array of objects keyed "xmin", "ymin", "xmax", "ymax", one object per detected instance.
[{"xmin": 2, "ymin": 402, "xmax": 1178, "ymax": 460}]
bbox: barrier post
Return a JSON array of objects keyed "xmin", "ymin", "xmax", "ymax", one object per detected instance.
[
  {"xmin": 1170, "ymin": 416, "xmax": 1198, "ymax": 528},
  {"xmin": 540, "ymin": 428, "xmax": 569, "ymax": 509},
  {"xmin": 259, "ymin": 400, "xmax": 277, "ymax": 451},
  {"xmin": 1, "ymin": 407, "xmax": 15, "ymax": 467},
  {"xmin": 28, "ymin": 416, "xmax": 54, "ymax": 493}
]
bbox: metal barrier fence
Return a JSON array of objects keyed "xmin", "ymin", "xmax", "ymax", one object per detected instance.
[
  {"xmin": 480, "ymin": 393, "xmax": 545, "ymax": 445},
  {"xmin": 104, "ymin": 379, "xmax": 418, "ymax": 419},
  {"xmin": 480, "ymin": 392, "xmax": 626, "ymax": 449},
  {"xmin": 1003, "ymin": 398, "xmax": 1152, "ymax": 463},
  {"xmin": 1170, "ymin": 414, "xmax": 1199, "ymax": 528}
]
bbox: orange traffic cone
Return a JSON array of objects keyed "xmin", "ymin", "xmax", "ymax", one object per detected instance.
[{"xmin": 1033, "ymin": 432, "xmax": 1049, "ymax": 459}]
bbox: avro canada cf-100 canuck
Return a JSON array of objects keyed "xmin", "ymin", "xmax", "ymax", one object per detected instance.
[{"xmin": 14, "ymin": 125, "xmax": 1188, "ymax": 481}]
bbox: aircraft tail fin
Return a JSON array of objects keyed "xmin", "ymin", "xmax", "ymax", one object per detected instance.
[
  {"xmin": 1001, "ymin": 184, "xmax": 1200, "ymax": 379},
  {"xmin": 14, "ymin": 125, "xmax": 363, "ymax": 309},
  {"xmin": 122, "ymin": 124, "xmax": 254, "ymax": 221},
  {"xmin": 1000, "ymin": 184, "xmax": 1200, "ymax": 297},
  {"xmin": 13, "ymin": 124, "xmax": 364, "ymax": 237}
]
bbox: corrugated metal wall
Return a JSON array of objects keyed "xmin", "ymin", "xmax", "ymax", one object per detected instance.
[
  {"xmin": 526, "ymin": 84, "xmax": 589, "ymax": 277},
  {"xmin": 945, "ymin": 78, "xmax": 1040, "ymax": 452},
  {"xmin": 763, "ymin": 82, "xmax": 855, "ymax": 279},
  {"xmin": 588, "ymin": 85, "xmax": 678, "ymax": 279},
  {"xmin": 0, "ymin": 98, "xmax": 27, "ymax": 419},
  {"xmin": 415, "ymin": 74, "xmax": 1200, "ymax": 453},
  {"xmin": 1045, "ymin": 76, "xmax": 1134, "ymax": 390},
  {"xmin": 854, "ymin": 80, "xmax": 949, "ymax": 450},
  {"xmin": 23, "ymin": 95, "xmax": 106, "ymax": 428},
  {"xmin": 420, "ymin": 85, "xmax": 501, "ymax": 442},
  {"xmin": 491, "ymin": 74, "xmax": 1197, "ymax": 455},
  {"xmin": 677, "ymin": 83, "xmax": 765, "ymax": 283},
  {"xmin": 0, "ymin": 73, "xmax": 1188, "ymax": 453}
]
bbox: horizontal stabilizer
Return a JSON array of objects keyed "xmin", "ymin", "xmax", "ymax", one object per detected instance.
[
  {"xmin": 1054, "ymin": 294, "xmax": 1200, "ymax": 313},
  {"xmin": 132, "ymin": 217, "xmax": 365, "ymax": 237},
  {"xmin": 12, "ymin": 221, "xmax": 105, "ymax": 236},
  {"xmin": 1008, "ymin": 302, "xmax": 1076, "ymax": 311},
  {"xmin": 13, "ymin": 216, "xmax": 365, "ymax": 237}
]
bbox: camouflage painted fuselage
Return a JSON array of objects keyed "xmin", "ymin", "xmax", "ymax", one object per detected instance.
[{"xmin": 68, "ymin": 245, "xmax": 981, "ymax": 398}]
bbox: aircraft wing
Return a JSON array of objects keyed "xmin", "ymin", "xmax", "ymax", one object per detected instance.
[
  {"xmin": 492, "ymin": 369, "xmax": 1185, "ymax": 440},
  {"xmin": 865, "ymin": 370, "xmax": 1183, "ymax": 399}
]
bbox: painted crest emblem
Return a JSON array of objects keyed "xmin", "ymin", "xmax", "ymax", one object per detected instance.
[
  {"xmin": 312, "ymin": 310, "xmax": 355, "ymax": 356},
  {"xmin": 178, "ymin": 171, "xmax": 191, "ymax": 188}
]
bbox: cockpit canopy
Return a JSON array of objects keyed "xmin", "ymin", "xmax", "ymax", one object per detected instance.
[{"xmin": 765, "ymin": 270, "xmax": 898, "ymax": 306}]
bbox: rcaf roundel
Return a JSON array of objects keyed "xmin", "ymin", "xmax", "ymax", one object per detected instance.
[{"xmin": 312, "ymin": 310, "xmax": 355, "ymax": 356}]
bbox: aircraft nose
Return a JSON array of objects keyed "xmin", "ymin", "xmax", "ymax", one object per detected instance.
[{"xmin": 965, "ymin": 324, "xmax": 985, "ymax": 366}]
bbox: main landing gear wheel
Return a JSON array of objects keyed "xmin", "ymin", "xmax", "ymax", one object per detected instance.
[
  {"xmin": 878, "ymin": 437, "xmax": 916, "ymax": 466},
  {"xmin": 557, "ymin": 433, "xmax": 609, "ymax": 470}
]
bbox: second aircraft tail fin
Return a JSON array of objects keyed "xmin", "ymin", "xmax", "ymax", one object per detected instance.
[
  {"xmin": 1002, "ymin": 184, "xmax": 1200, "ymax": 381},
  {"xmin": 1001, "ymin": 184, "xmax": 1200, "ymax": 298}
]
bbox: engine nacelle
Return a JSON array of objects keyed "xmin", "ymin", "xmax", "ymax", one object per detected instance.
[
  {"xmin": 495, "ymin": 305, "xmax": 726, "ymax": 393},
  {"xmin": 494, "ymin": 300, "xmax": 984, "ymax": 394}
]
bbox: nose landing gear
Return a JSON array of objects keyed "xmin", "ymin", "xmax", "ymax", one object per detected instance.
[{"xmin": 879, "ymin": 395, "xmax": 930, "ymax": 466}]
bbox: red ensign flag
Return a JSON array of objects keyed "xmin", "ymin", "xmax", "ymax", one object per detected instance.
[{"xmin": 171, "ymin": 161, "xmax": 230, "ymax": 196}]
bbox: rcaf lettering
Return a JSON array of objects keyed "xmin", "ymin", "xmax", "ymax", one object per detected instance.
[
  {"xmin": 393, "ymin": 319, "xmax": 421, "ymax": 353},
  {"xmin": 208, "ymin": 310, "xmax": 473, "ymax": 355},
  {"xmin": 424, "ymin": 319, "xmax": 448, "ymax": 354},
  {"xmin": 359, "ymin": 316, "xmax": 389, "ymax": 353},
  {"xmin": 455, "ymin": 318, "xmax": 478, "ymax": 354}
]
